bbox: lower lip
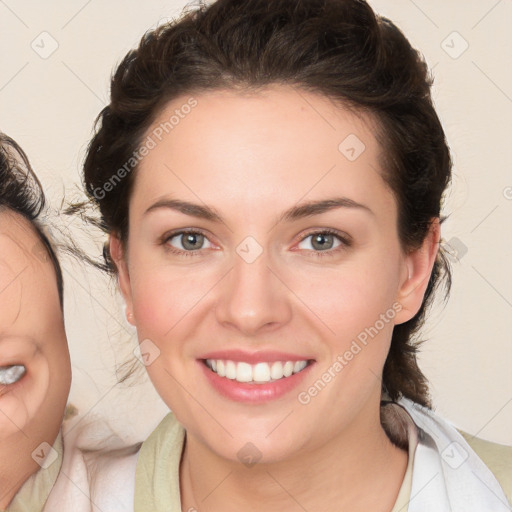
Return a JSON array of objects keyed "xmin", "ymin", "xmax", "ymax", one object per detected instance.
[{"xmin": 199, "ymin": 360, "xmax": 315, "ymax": 404}]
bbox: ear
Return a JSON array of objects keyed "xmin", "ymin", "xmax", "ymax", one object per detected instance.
[
  {"xmin": 110, "ymin": 234, "xmax": 135, "ymax": 326},
  {"xmin": 394, "ymin": 218, "xmax": 440, "ymax": 325}
]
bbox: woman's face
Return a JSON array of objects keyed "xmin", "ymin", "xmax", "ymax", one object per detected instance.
[
  {"xmin": 115, "ymin": 85, "xmax": 437, "ymax": 463},
  {"xmin": 0, "ymin": 210, "xmax": 70, "ymax": 456}
]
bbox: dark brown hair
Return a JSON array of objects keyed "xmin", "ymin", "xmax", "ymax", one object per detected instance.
[
  {"xmin": 0, "ymin": 133, "xmax": 64, "ymax": 308},
  {"xmin": 82, "ymin": 0, "xmax": 452, "ymax": 407}
]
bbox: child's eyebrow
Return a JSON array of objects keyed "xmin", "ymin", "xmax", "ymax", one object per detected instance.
[{"xmin": 144, "ymin": 196, "xmax": 375, "ymax": 224}]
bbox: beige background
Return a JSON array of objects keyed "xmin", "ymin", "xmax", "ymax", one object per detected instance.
[{"xmin": 0, "ymin": 0, "xmax": 511, "ymax": 444}]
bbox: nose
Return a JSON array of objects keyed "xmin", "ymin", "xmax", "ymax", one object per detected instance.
[{"xmin": 214, "ymin": 249, "xmax": 293, "ymax": 336}]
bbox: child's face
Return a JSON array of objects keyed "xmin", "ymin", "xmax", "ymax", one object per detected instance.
[
  {"xmin": 0, "ymin": 210, "xmax": 70, "ymax": 455},
  {"xmin": 114, "ymin": 85, "xmax": 436, "ymax": 464}
]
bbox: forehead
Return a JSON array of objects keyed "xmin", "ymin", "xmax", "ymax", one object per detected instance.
[
  {"xmin": 0, "ymin": 210, "xmax": 56, "ymax": 295},
  {"xmin": 132, "ymin": 85, "xmax": 393, "ymax": 221},
  {"xmin": 0, "ymin": 209, "xmax": 42, "ymax": 258}
]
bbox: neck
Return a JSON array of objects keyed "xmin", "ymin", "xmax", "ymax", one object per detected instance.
[{"xmin": 179, "ymin": 400, "xmax": 408, "ymax": 512}]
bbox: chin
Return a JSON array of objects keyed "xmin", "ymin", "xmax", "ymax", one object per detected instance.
[{"xmin": 189, "ymin": 418, "xmax": 309, "ymax": 467}]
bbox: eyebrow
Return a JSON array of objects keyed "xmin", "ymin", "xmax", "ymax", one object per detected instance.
[{"xmin": 144, "ymin": 196, "xmax": 374, "ymax": 224}]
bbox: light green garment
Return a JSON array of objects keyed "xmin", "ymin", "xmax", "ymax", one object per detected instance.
[
  {"xmin": 134, "ymin": 414, "xmax": 185, "ymax": 511},
  {"xmin": 134, "ymin": 413, "xmax": 416, "ymax": 511},
  {"xmin": 2, "ymin": 430, "xmax": 63, "ymax": 512},
  {"xmin": 459, "ymin": 431, "xmax": 512, "ymax": 506}
]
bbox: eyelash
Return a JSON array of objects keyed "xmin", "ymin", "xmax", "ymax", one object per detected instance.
[{"xmin": 160, "ymin": 228, "xmax": 351, "ymax": 259}]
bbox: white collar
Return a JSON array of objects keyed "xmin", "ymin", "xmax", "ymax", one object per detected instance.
[{"xmin": 395, "ymin": 397, "xmax": 510, "ymax": 512}]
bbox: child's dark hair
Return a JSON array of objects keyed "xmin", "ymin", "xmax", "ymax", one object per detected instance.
[
  {"xmin": 0, "ymin": 133, "xmax": 64, "ymax": 308},
  {"xmin": 81, "ymin": 0, "xmax": 452, "ymax": 407}
]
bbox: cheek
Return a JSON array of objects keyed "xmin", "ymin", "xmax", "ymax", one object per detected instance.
[
  {"xmin": 0, "ymin": 264, "xmax": 23, "ymax": 327},
  {"xmin": 130, "ymin": 271, "xmax": 196, "ymax": 411},
  {"xmin": 44, "ymin": 329, "xmax": 72, "ymax": 405},
  {"xmin": 131, "ymin": 275, "xmax": 170, "ymax": 333},
  {"xmin": 29, "ymin": 278, "xmax": 71, "ymax": 405},
  {"xmin": 0, "ymin": 351, "xmax": 50, "ymax": 439},
  {"xmin": 293, "ymin": 268, "xmax": 401, "ymax": 415},
  {"xmin": 130, "ymin": 262, "xmax": 214, "ymax": 339},
  {"xmin": 31, "ymin": 320, "xmax": 71, "ymax": 435},
  {"xmin": 289, "ymin": 254, "xmax": 402, "ymax": 343}
]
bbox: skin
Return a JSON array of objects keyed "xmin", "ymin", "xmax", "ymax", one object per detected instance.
[
  {"xmin": 112, "ymin": 85, "xmax": 440, "ymax": 512},
  {"xmin": 0, "ymin": 209, "xmax": 71, "ymax": 509}
]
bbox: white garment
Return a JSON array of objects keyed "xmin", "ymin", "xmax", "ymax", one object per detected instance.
[
  {"xmin": 45, "ymin": 399, "xmax": 510, "ymax": 511},
  {"xmin": 396, "ymin": 397, "xmax": 510, "ymax": 512},
  {"xmin": 42, "ymin": 414, "xmax": 139, "ymax": 512}
]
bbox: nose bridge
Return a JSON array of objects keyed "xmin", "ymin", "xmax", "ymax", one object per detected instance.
[{"xmin": 215, "ymin": 241, "xmax": 291, "ymax": 334}]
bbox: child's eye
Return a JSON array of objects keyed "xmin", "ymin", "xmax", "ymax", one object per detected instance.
[{"xmin": 0, "ymin": 364, "xmax": 26, "ymax": 386}]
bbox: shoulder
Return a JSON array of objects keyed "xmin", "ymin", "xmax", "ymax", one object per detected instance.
[
  {"xmin": 395, "ymin": 397, "xmax": 511, "ymax": 509},
  {"xmin": 86, "ymin": 443, "xmax": 141, "ymax": 512},
  {"xmin": 136, "ymin": 411, "xmax": 184, "ymax": 479},
  {"xmin": 43, "ymin": 412, "xmax": 142, "ymax": 512},
  {"xmin": 458, "ymin": 430, "xmax": 512, "ymax": 506},
  {"xmin": 134, "ymin": 412, "xmax": 185, "ymax": 511},
  {"xmin": 141, "ymin": 411, "xmax": 183, "ymax": 449}
]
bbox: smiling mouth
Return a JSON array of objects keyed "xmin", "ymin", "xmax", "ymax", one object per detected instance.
[
  {"xmin": 203, "ymin": 358, "xmax": 313, "ymax": 384},
  {"xmin": 0, "ymin": 365, "xmax": 26, "ymax": 386}
]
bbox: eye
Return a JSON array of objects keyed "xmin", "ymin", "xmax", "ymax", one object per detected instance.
[
  {"xmin": 0, "ymin": 364, "xmax": 26, "ymax": 386},
  {"xmin": 160, "ymin": 228, "xmax": 351, "ymax": 259},
  {"xmin": 163, "ymin": 229, "xmax": 214, "ymax": 256},
  {"xmin": 296, "ymin": 229, "xmax": 351, "ymax": 258}
]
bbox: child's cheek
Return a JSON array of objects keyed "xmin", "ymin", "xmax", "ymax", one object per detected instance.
[
  {"xmin": 0, "ymin": 263, "xmax": 23, "ymax": 328},
  {"xmin": 0, "ymin": 352, "xmax": 49, "ymax": 439}
]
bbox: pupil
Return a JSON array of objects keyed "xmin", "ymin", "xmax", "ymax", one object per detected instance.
[
  {"xmin": 184, "ymin": 233, "xmax": 202, "ymax": 250},
  {"xmin": 314, "ymin": 234, "xmax": 332, "ymax": 250}
]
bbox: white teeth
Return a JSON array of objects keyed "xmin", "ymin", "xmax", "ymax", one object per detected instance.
[
  {"xmin": 0, "ymin": 365, "xmax": 26, "ymax": 386},
  {"xmin": 294, "ymin": 360, "xmax": 307, "ymax": 373},
  {"xmin": 253, "ymin": 362, "xmax": 271, "ymax": 382},
  {"xmin": 225, "ymin": 360, "xmax": 237, "ymax": 379},
  {"xmin": 270, "ymin": 361, "xmax": 283, "ymax": 379},
  {"xmin": 205, "ymin": 359, "xmax": 310, "ymax": 384},
  {"xmin": 217, "ymin": 360, "xmax": 226, "ymax": 377},
  {"xmin": 283, "ymin": 361, "xmax": 294, "ymax": 377},
  {"xmin": 237, "ymin": 362, "xmax": 253, "ymax": 383}
]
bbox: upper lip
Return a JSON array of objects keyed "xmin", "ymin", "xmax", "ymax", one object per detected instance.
[{"xmin": 199, "ymin": 349, "xmax": 314, "ymax": 364}]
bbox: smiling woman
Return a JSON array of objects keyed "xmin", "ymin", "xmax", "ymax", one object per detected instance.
[{"xmin": 77, "ymin": 0, "xmax": 510, "ymax": 510}]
